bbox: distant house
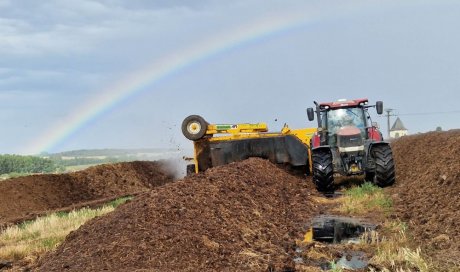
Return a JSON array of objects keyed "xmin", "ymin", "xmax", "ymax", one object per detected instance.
[{"xmin": 390, "ymin": 117, "xmax": 408, "ymax": 138}]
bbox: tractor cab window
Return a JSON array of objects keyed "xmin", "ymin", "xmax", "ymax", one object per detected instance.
[{"xmin": 326, "ymin": 108, "xmax": 366, "ymax": 145}]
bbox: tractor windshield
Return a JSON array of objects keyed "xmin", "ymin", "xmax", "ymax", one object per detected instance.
[{"xmin": 325, "ymin": 107, "xmax": 366, "ymax": 145}]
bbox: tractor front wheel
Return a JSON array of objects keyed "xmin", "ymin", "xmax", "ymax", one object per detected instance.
[
  {"xmin": 312, "ymin": 149, "xmax": 334, "ymax": 192},
  {"xmin": 371, "ymin": 145, "xmax": 396, "ymax": 187}
]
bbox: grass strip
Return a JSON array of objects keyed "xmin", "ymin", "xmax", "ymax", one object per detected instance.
[
  {"xmin": 337, "ymin": 182, "xmax": 392, "ymax": 215},
  {"xmin": 334, "ymin": 183, "xmax": 430, "ymax": 271},
  {"xmin": 0, "ymin": 197, "xmax": 131, "ymax": 262}
]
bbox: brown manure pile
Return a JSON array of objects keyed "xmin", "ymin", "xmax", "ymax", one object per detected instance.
[
  {"xmin": 35, "ymin": 158, "xmax": 318, "ymax": 272},
  {"xmin": 390, "ymin": 130, "xmax": 460, "ymax": 268},
  {"xmin": 0, "ymin": 161, "xmax": 175, "ymax": 227}
]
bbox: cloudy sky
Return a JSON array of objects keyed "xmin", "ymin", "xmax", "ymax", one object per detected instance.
[{"xmin": 1, "ymin": 0, "xmax": 459, "ymax": 154}]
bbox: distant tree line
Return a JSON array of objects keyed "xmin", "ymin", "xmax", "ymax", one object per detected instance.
[
  {"xmin": 0, "ymin": 149, "xmax": 173, "ymax": 176},
  {"xmin": 0, "ymin": 155, "xmax": 132, "ymax": 175},
  {"xmin": 0, "ymin": 154, "xmax": 60, "ymax": 175}
]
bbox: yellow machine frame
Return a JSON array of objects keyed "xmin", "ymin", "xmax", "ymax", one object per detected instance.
[{"xmin": 192, "ymin": 122, "xmax": 317, "ymax": 173}]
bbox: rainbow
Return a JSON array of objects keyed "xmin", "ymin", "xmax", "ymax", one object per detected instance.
[{"xmin": 23, "ymin": 5, "xmax": 372, "ymax": 154}]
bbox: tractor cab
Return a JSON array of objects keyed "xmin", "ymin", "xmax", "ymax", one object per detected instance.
[
  {"xmin": 307, "ymin": 98, "xmax": 382, "ymax": 147},
  {"xmin": 322, "ymin": 107, "xmax": 367, "ymax": 148}
]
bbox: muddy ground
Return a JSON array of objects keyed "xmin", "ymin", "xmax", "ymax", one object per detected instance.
[
  {"xmin": 1, "ymin": 130, "xmax": 459, "ymax": 271},
  {"xmin": 0, "ymin": 161, "xmax": 175, "ymax": 228},
  {"xmin": 390, "ymin": 129, "xmax": 460, "ymax": 269},
  {"xmin": 35, "ymin": 158, "xmax": 329, "ymax": 271}
]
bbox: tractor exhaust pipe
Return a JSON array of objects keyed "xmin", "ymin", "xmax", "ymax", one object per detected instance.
[{"xmin": 313, "ymin": 101, "xmax": 322, "ymax": 128}]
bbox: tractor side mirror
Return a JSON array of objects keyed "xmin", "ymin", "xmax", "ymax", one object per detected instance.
[
  {"xmin": 376, "ymin": 101, "xmax": 383, "ymax": 115},
  {"xmin": 307, "ymin": 108, "xmax": 315, "ymax": 121}
]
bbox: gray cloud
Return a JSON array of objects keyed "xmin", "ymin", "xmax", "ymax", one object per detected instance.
[{"xmin": 0, "ymin": 0, "xmax": 459, "ymax": 153}]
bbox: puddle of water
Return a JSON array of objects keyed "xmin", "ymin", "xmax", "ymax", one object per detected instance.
[
  {"xmin": 318, "ymin": 251, "xmax": 368, "ymax": 271},
  {"xmin": 310, "ymin": 215, "xmax": 376, "ymax": 244},
  {"xmin": 320, "ymin": 262, "xmax": 332, "ymax": 271},
  {"xmin": 293, "ymin": 256, "xmax": 304, "ymax": 264},
  {"xmin": 0, "ymin": 261, "xmax": 13, "ymax": 270},
  {"xmin": 337, "ymin": 251, "xmax": 368, "ymax": 270},
  {"xmin": 322, "ymin": 191, "xmax": 344, "ymax": 199},
  {"xmin": 299, "ymin": 215, "xmax": 374, "ymax": 270}
]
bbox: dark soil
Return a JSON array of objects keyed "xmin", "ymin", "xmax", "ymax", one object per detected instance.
[
  {"xmin": 0, "ymin": 161, "xmax": 175, "ymax": 228},
  {"xmin": 35, "ymin": 158, "xmax": 324, "ymax": 272},
  {"xmin": 390, "ymin": 129, "xmax": 460, "ymax": 269},
  {"xmin": 7, "ymin": 130, "xmax": 460, "ymax": 271}
]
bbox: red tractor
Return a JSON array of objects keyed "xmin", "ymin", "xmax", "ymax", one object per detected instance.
[{"xmin": 306, "ymin": 98, "xmax": 395, "ymax": 191}]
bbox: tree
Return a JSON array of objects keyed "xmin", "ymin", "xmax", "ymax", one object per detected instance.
[{"xmin": 0, "ymin": 154, "xmax": 59, "ymax": 175}]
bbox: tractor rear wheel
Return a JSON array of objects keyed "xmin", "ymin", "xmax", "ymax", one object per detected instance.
[
  {"xmin": 312, "ymin": 149, "xmax": 334, "ymax": 192},
  {"xmin": 372, "ymin": 145, "xmax": 395, "ymax": 187}
]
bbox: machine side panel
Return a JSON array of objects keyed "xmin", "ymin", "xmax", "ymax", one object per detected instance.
[{"xmin": 195, "ymin": 135, "xmax": 309, "ymax": 171}]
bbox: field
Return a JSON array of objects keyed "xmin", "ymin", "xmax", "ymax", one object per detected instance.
[{"xmin": 0, "ymin": 130, "xmax": 459, "ymax": 271}]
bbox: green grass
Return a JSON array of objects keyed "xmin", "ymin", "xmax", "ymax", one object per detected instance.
[
  {"xmin": 345, "ymin": 182, "xmax": 381, "ymax": 197},
  {"xmin": 0, "ymin": 197, "xmax": 132, "ymax": 261},
  {"xmin": 337, "ymin": 182, "xmax": 393, "ymax": 214},
  {"xmin": 107, "ymin": 197, "xmax": 132, "ymax": 208},
  {"xmin": 329, "ymin": 261, "xmax": 343, "ymax": 272}
]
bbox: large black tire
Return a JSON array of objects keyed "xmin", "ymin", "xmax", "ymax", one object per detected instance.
[
  {"xmin": 371, "ymin": 145, "xmax": 395, "ymax": 187},
  {"xmin": 186, "ymin": 164, "xmax": 196, "ymax": 176},
  {"xmin": 312, "ymin": 149, "xmax": 334, "ymax": 192},
  {"xmin": 182, "ymin": 115, "xmax": 207, "ymax": 140},
  {"xmin": 364, "ymin": 171, "xmax": 375, "ymax": 182}
]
